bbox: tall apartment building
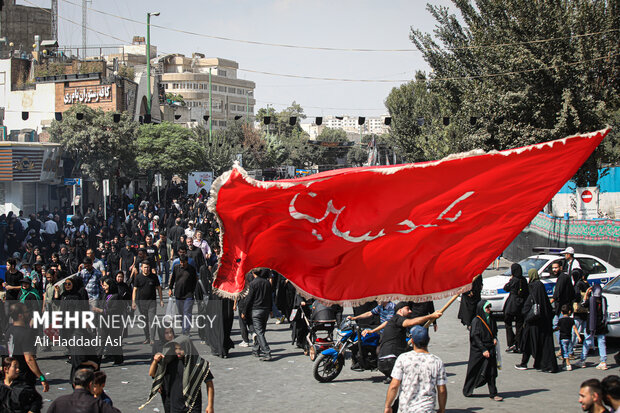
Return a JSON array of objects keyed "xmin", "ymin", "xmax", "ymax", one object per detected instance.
[
  {"xmin": 322, "ymin": 115, "xmax": 390, "ymax": 135},
  {"xmin": 159, "ymin": 54, "xmax": 255, "ymax": 129}
]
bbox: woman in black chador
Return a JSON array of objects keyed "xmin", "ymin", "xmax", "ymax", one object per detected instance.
[
  {"xmin": 515, "ymin": 268, "xmax": 558, "ymax": 373},
  {"xmin": 463, "ymin": 301, "xmax": 503, "ymax": 401},
  {"xmin": 458, "ymin": 275, "xmax": 483, "ymax": 328}
]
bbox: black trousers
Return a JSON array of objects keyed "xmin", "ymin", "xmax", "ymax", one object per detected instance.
[{"xmin": 504, "ymin": 313, "xmax": 524, "ymax": 349}]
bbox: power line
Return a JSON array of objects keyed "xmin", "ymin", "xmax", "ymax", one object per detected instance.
[{"xmin": 59, "ymin": 0, "xmax": 618, "ymax": 54}]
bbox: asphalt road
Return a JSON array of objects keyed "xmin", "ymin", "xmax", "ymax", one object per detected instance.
[{"xmin": 35, "ymin": 260, "xmax": 618, "ymax": 412}]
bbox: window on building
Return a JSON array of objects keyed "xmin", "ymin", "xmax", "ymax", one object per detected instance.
[
  {"xmin": 219, "ymin": 69, "xmax": 227, "ymax": 77},
  {"xmin": 237, "ymin": 88, "xmax": 244, "ymax": 95}
]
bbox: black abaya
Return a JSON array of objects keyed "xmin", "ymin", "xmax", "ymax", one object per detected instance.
[
  {"xmin": 463, "ymin": 301, "xmax": 498, "ymax": 397},
  {"xmin": 519, "ymin": 280, "xmax": 558, "ymax": 372},
  {"xmin": 458, "ymin": 276, "xmax": 483, "ymax": 327}
]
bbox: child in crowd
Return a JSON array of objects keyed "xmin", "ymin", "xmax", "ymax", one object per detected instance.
[
  {"xmin": 93, "ymin": 371, "xmax": 113, "ymax": 406},
  {"xmin": 556, "ymin": 304, "xmax": 581, "ymax": 371}
]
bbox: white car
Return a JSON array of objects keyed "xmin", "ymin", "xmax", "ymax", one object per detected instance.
[
  {"xmin": 602, "ymin": 276, "xmax": 620, "ymax": 337},
  {"xmin": 481, "ymin": 251, "xmax": 619, "ymax": 314}
]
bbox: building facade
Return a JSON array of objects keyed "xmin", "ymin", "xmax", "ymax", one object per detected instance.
[
  {"xmin": 159, "ymin": 54, "xmax": 256, "ymax": 129},
  {"xmin": 1, "ymin": 0, "xmax": 53, "ymax": 52}
]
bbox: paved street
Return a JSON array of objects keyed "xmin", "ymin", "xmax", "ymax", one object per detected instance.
[{"xmin": 36, "ymin": 262, "xmax": 617, "ymax": 412}]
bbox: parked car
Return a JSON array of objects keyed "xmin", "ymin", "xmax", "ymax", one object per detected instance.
[
  {"xmin": 481, "ymin": 249, "xmax": 619, "ymax": 314},
  {"xmin": 602, "ymin": 275, "xmax": 620, "ymax": 337}
]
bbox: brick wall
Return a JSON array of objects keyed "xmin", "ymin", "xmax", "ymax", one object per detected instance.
[{"xmin": 55, "ymin": 80, "xmax": 124, "ymax": 113}]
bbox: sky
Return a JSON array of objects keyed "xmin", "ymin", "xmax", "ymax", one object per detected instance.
[{"xmin": 21, "ymin": 0, "xmax": 456, "ymax": 120}]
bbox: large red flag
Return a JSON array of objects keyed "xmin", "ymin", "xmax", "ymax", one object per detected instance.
[{"xmin": 208, "ymin": 128, "xmax": 609, "ymax": 304}]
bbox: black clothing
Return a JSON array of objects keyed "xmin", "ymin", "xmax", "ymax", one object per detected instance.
[
  {"xmin": 162, "ymin": 357, "xmax": 213, "ymax": 413},
  {"xmin": 503, "ymin": 264, "xmax": 528, "ymax": 349},
  {"xmin": 134, "ymin": 273, "xmax": 160, "ymax": 301},
  {"xmin": 145, "ymin": 244, "xmax": 159, "ymax": 268},
  {"xmin": 4, "ymin": 270, "xmax": 22, "ymax": 301},
  {"xmin": 244, "ymin": 276, "xmax": 272, "ymax": 317},
  {"xmin": 503, "ymin": 264, "xmax": 528, "ymax": 316},
  {"xmin": 168, "ymin": 225, "xmax": 184, "ymax": 245},
  {"xmin": 170, "ymin": 264, "xmax": 198, "ymax": 300},
  {"xmin": 574, "ymin": 279, "xmax": 590, "ymax": 322},
  {"xmin": 6, "ymin": 325, "xmax": 37, "ymax": 387},
  {"xmin": 558, "ymin": 316, "xmax": 575, "ymax": 340},
  {"xmin": 378, "ymin": 314, "xmax": 407, "ymax": 358},
  {"xmin": 520, "ymin": 279, "xmax": 558, "ymax": 372},
  {"xmin": 0, "ymin": 381, "xmax": 42, "ymax": 413},
  {"xmin": 409, "ymin": 301, "xmax": 435, "ymax": 320},
  {"xmin": 463, "ymin": 302, "xmax": 498, "ymax": 397},
  {"xmin": 186, "ymin": 247, "xmax": 205, "ymax": 271},
  {"xmin": 47, "ymin": 388, "xmax": 120, "ymax": 413},
  {"xmin": 120, "ymin": 248, "xmax": 135, "ymax": 274},
  {"xmin": 458, "ymin": 276, "xmax": 483, "ymax": 327},
  {"xmin": 552, "ymin": 271, "xmax": 575, "ymax": 315}
]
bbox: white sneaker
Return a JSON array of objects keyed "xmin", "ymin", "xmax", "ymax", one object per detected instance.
[
  {"xmin": 275, "ymin": 316, "xmax": 285, "ymax": 324},
  {"xmin": 566, "ymin": 364, "xmax": 572, "ymax": 371},
  {"xmin": 238, "ymin": 341, "xmax": 250, "ymax": 348},
  {"xmin": 596, "ymin": 362, "xmax": 609, "ymax": 370}
]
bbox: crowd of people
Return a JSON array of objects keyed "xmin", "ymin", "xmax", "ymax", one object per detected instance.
[{"xmin": 0, "ymin": 183, "xmax": 615, "ymax": 412}]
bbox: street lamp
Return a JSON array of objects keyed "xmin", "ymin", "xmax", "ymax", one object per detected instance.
[{"xmin": 146, "ymin": 12, "xmax": 160, "ymax": 117}]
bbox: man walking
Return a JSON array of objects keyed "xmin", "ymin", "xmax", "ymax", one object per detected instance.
[
  {"xmin": 80, "ymin": 257, "xmax": 103, "ymax": 309},
  {"xmin": 132, "ymin": 261, "xmax": 164, "ymax": 344},
  {"xmin": 245, "ymin": 268, "xmax": 273, "ymax": 361},
  {"xmin": 550, "ymin": 261, "xmax": 575, "ymax": 347},
  {"xmin": 169, "ymin": 255, "xmax": 197, "ymax": 335},
  {"xmin": 384, "ymin": 326, "xmax": 447, "ymax": 413}
]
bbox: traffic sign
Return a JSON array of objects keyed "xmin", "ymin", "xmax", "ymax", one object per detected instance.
[
  {"xmin": 64, "ymin": 178, "xmax": 82, "ymax": 186},
  {"xmin": 581, "ymin": 189, "xmax": 593, "ymax": 203},
  {"xmin": 103, "ymin": 179, "xmax": 110, "ymax": 196},
  {"xmin": 154, "ymin": 173, "xmax": 162, "ymax": 187}
]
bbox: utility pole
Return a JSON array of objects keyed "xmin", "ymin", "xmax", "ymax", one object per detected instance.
[
  {"xmin": 208, "ymin": 68, "xmax": 212, "ymax": 140},
  {"xmin": 146, "ymin": 12, "xmax": 160, "ymax": 117},
  {"xmin": 82, "ymin": 0, "xmax": 87, "ymax": 58},
  {"xmin": 51, "ymin": 0, "xmax": 58, "ymax": 41}
]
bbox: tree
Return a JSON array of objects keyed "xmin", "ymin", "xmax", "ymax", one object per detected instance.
[
  {"xmin": 256, "ymin": 102, "xmax": 307, "ymax": 137},
  {"xmin": 314, "ymin": 128, "xmax": 351, "ymax": 167},
  {"xmin": 136, "ymin": 122, "xmax": 206, "ymax": 179},
  {"xmin": 410, "ymin": 0, "xmax": 620, "ymax": 185},
  {"xmin": 49, "ymin": 104, "xmax": 138, "ymax": 186}
]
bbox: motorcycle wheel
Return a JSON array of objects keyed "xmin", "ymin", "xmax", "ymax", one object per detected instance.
[{"xmin": 313, "ymin": 353, "xmax": 344, "ymax": 382}]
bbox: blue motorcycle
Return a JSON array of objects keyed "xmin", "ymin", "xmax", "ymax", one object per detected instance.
[{"xmin": 312, "ymin": 319, "xmax": 380, "ymax": 382}]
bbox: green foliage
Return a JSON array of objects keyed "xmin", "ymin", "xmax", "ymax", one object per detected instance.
[
  {"xmin": 256, "ymin": 101, "xmax": 307, "ymax": 137},
  {"xmin": 117, "ymin": 65, "xmax": 135, "ymax": 80},
  {"xmin": 49, "ymin": 104, "xmax": 138, "ymax": 185},
  {"xmin": 136, "ymin": 122, "xmax": 206, "ymax": 179},
  {"xmin": 34, "ymin": 62, "xmax": 66, "ymax": 78},
  {"xmin": 166, "ymin": 93, "xmax": 185, "ymax": 106},
  {"xmin": 407, "ymin": 0, "xmax": 620, "ymax": 185}
]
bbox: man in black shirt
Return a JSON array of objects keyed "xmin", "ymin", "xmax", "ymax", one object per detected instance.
[
  {"xmin": 7, "ymin": 303, "xmax": 49, "ymax": 394},
  {"xmin": 132, "ymin": 261, "xmax": 163, "ymax": 344},
  {"xmin": 377, "ymin": 302, "xmax": 442, "ymax": 383},
  {"xmin": 47, "ymin": 368, "xmax": 120, "ymax": 413},
  {"xmin": 550, "ymin": 261, "xmax": 575, "ymax": 347},
  {"xmin": 245, "ymin": 268, "xmax": 273, "ymax": 361},
  {"xmin": 169, "ymin": 256, "xmax": 197, "ymax": 335},
  {"xmin": 185, "ymin": 237, "xmax": 205, "ymax": 272},
  {"xmin": 144, "ymin": 235, "xmax": 160, "ymax": 273}
]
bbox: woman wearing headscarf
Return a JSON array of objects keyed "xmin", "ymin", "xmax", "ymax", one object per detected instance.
[
  {"xmin": 463, "ymin": 301, "xmax": 502, "ymax": 401},
  {"xmin": 93, "ymin": 277, "xmax": 125, "ymax": 365},
  {"xmin": 458, "ymin": 274, "xmax": 483, "ymax": 328},
  {"xmin": 144, "ymin": 336, "xmax": 214, "ymax": 413},
  {"xmin": 503, "ymin": 263, "xmax": 529, "ymax": 352},
  {"xmin": 515, "ymin": 268, "xmax": 558, "ymax": 372},
  {"xmin": 577, "ymin": 284, "xmax": 608, "ymax": 370}
]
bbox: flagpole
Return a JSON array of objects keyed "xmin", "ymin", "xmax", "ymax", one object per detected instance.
[{"xmin": 423, "ymin": 274, "xmax": 481, "ymax": 328}]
